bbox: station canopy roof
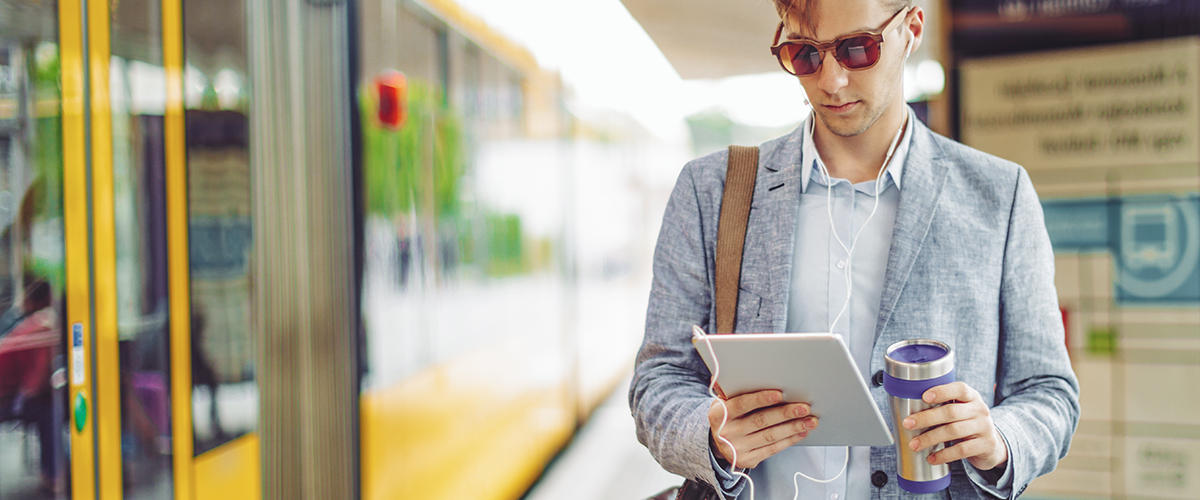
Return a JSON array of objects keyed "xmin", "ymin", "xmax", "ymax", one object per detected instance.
[{"xmin": 620, "ymin": 0, "xmax": 782, "ymax": 80}]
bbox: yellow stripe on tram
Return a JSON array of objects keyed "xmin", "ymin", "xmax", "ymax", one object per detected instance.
[
  {"xmin": 194, "ymin": 434, "xmax": 261, "ymax": 499},
  {"xmin": 85, "ymin": 0, "xmax": 122, "ymax": 497},
  {"xmin": 163, "ymin": 0, "xmax": 196, "ymax": 498},
  {"xmin": 59, "ymin": 0, "xmax": 95, "ymax": 499}
]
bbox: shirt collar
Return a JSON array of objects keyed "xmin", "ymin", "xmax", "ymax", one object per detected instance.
[{"xmin": 799, "ymin": 108, "xmax": 913, "ymax": 192}]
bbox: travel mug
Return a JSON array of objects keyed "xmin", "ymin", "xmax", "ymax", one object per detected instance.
[{"xmin": 884, "ymin": 339, "xmax": 956, "ymax": 493}]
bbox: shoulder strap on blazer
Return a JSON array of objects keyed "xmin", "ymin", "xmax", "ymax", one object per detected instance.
[{"xmin": 715, "ymin": 145, "xmax": 759, "ymax": 334}]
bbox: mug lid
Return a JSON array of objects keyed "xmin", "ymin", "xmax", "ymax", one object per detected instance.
[
  {"xmin": 885, "ymin": 339, "xmax": 954, "ymax": 379},
  {"xmin": 890, "ymin": 344, "xmax": 948, "ymax": 363}
]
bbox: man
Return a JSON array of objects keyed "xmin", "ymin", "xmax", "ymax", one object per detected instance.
[{"xmin": 629, "ymin": 0, "xmax": 1080, "ymax": 498}]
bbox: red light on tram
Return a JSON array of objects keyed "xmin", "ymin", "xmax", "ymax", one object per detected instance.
[{"xmin": 375, "ymin": 71, "xmax": 407, "ymax": 130}]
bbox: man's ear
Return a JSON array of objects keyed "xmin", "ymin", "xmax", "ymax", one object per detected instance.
[{"xmin": 905, "ymin": 6, "xmax": 925, "ymax": 57}]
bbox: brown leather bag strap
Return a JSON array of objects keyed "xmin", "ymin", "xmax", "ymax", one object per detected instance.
[{"xmin": 714, "ymin": 145, "xmax": 759, "ymax": 335}]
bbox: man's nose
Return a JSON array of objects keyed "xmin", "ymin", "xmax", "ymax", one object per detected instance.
[{"xmin": 816, "ymin": 50, "xmax": 849, "ymax": 95}]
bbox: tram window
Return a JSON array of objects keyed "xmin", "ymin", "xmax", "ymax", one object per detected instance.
[
  {"xmin": 0, "ymin": 2, "xmax": 69, "ymax": 497},
  {"xmin": 183, "ymin": 0, "xmax": 256, "ymax": 457},
  {"xmin": 110, "ymin": 0, "xmax": 176, "ymax": 495}
]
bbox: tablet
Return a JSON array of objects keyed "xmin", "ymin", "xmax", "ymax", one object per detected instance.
[{"xmin": 693, "ymin": 332, "xmax": 894, "ymax": 447}]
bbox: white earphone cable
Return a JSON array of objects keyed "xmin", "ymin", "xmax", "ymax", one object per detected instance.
[
  {"xmin": 702, "ymin": 30, "xmax": 911, "ymax": 497},
  {"xmin": 695, "ymin": 325, "xmax": 756, "ymax": 499},
  {"xmin": 820, "ymin": 115, "xmax": 907, "ymax": 333}
]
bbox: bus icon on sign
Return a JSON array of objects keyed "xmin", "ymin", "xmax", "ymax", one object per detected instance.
[{"xmin": 1122, "ymin": 204, "xmax": 1177, "ymax": 271}]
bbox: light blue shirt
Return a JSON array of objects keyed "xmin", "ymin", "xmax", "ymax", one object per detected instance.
[{"xmin": 716, "ymin": 111, "xmax": 1013, "ymax": 499}]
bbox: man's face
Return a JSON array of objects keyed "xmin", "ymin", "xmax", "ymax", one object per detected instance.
[{"xmin": 784, "ymin": 0, "xmax": 915, "ymax": 138}]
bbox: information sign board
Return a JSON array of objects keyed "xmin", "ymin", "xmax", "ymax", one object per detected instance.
[{"xmin": 962, "ymin": 38, "xmax": 1200, "ymax": 170}]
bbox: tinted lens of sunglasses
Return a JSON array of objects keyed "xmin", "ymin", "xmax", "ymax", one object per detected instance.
[
  {"xmin": 782, "ymin": 43, "xmax": 822, "ymax": 75},
  {"xmin": 835, "ymin": 35, "xmax": 881, "ymax": 69}
]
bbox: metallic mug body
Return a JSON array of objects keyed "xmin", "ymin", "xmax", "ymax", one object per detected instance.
[{"xmin": 884, "ymin": 339, "xmax": 956, "ymax": 494}]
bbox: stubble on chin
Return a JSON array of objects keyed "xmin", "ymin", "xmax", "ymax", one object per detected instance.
[
  {"xmin": 814, "ymin": 108, "xmax": 874, "ymax": 138},
  {"xmin": 820, "ymin": 97, "xmax": 897, "ymax": 137}
]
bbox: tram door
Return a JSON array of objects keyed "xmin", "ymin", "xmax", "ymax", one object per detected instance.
[
  {"xmin": 0, "ymin": 0, "xmax": 103, "ymax": 497},
  {"xmin": 0, "ymin": 0, "xmax": 259, "ymax": 499}
]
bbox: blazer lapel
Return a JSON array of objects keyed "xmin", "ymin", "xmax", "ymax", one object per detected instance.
[
  {"xmin": 875, "ymin": 121, "xmax": 949, "ymax": 341},
  {"xmin": 753, "ymin": 126, "xmax": 805, "ymax": 333}
]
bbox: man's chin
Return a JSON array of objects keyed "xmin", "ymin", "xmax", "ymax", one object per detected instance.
[{"xmin": 815, "ymin": 111, "xmax": 870, "ymax": 138}]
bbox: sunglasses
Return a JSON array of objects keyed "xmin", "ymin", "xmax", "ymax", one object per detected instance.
[{"xmin": 770, "ymin": 7, "xmax": 911, "ymax": 76}]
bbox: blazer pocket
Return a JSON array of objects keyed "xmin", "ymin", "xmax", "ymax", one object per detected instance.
[{"xmin": 735, "ymin": 287, "xmax": 763, "ymax": 327}]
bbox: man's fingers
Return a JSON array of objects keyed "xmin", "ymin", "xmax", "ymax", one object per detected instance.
[
  {"xmin": 715, "ymin": 414, "xmax": 817, "ymax": 466},
  {"xmin": 709, "ymin": 391, "xmax": 815, "ymax": 466},
  {"xmin": 748, "ymin": 416, "xmax": 816, "ymax": 446},
  {"xmin": 910, "ymin": 419, "xmax": 984, "ymax": 452},
  {"xmin": 738, "ymin": 429, "xmax": 811, "ymax": 469},
  {"xmin": 748, "ymin": 402, "xmax": 809, "ymax": 428},
  {"xmin": 903, "ymin": 398, "xmax": 981, "ymax": 430},
  {"xmin": 922, "ymin": 381, "xmax": 979, "ymax": 405},
  {"xmin": 927, "ymin": 437, "xmax": 976, "ymax": 465},
  {"xmin": 928, "ymin": 436, "xmax": 1001, "ymax": 468},
  {"xmin": 726, "ymin": 390, "xmax": 784, "ymax": 419},
  {"xmin": 723, "ymin": 403, "xmax": 808, "ymax": 440}
]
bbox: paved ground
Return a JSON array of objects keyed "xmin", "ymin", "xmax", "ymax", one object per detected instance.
[
  {"xmin": 0, "ymin": 421, "xmax": 170, "ymax": 500},
  {"xmin": 523, "ymin": 378, "xmax": 684, "ymax": 500},
  {"xmin": 0, "ymin": 423, "xmax": 53, "ymax": 500}
]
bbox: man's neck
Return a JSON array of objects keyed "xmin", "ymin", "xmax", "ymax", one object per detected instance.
[{"xmin": 812, "ymin": 105, "xmax": 908, "ymax": 184}]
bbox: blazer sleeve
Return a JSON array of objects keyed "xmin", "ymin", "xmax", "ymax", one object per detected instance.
[
  {"xmin": 628, "ymin": 161, "xmax": 746, "ymax": 496},
  {"xmin": 989, "ymin": 167, "xmax": 1081, "ymax": 499}
]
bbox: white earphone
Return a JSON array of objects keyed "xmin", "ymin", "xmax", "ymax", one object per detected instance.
[{"xmin": 697, "ymin": 112, "xmax": 909, "ymax": 500}]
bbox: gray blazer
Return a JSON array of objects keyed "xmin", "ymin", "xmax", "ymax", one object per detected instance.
[{"xmin": 630, "ymin": 116, "xmax": 1080, "ymax": 499}]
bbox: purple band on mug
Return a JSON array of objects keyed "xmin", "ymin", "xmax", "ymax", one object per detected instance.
[
  {"xmin": 882, "ymin": 369, "xmax": 956, "ymax": 400},
  {"xmin": 898, "ymin": 474, "xmax": 951, "ymax": 493}
]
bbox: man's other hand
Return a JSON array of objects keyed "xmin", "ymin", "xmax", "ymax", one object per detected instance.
[
  {"xmin": 903, "ymin": 381, "xmax": 1008, "ymax": 471},
  {"xmin": 708, "ymin": 389, "xmax": 818, "ymax": 469}
]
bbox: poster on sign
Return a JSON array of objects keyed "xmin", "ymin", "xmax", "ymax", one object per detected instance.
[{"xmin": 960, "ymin": 37, "xmax": 1199, "ymax": 171}]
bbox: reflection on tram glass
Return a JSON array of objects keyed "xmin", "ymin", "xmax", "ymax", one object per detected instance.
[
  {"xmin": 0, "ymin": 1, "xmax": 69, "ymax": 497},
  {"xmin": 183, "ymin": 0, "xmax": 258, "ymax": 459}
]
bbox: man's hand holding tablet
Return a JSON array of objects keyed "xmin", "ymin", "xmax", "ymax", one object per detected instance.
[
  {"xmin": 708, "ymin": 389, "xmax": 819, "ymax": 469},
  {"xmin": 693, "ymin": 331, "xmax": 895, "ymax": 471}
]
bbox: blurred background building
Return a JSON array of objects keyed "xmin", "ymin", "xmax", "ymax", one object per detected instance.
[{"xmin": 0, "ymin": 0, "xmax": 1195, "ymax": 499}]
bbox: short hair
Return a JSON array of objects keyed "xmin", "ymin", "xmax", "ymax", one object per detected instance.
[{"xmin": 773, "ymin": 0, "xmax": 912, "ymax": 37}]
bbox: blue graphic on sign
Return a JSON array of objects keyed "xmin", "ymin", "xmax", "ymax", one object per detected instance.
[
  {"xmin": 72, "ymin": 323, "xmax": 83, "ymax": 348},
  {"xmin": 1042, "ymin": 194, "xmax": 1200, "ymax": 305},
  {"xmin": 1042, "ymin": 199, "xmax": 1111, "ymax": 252},
  {"xmin": 1113, "ymin": 196, "xmax": 1200, "ymax": 305}
]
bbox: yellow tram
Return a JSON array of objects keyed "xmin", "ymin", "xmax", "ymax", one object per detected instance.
[{"xmin": 0, "ymin": 0, "xmax": 648, "ymax": 498}]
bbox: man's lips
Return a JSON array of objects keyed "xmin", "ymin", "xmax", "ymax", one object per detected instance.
[{"xmin": 823, "ymin": 101, "xmax": 859, "ymax": 113}]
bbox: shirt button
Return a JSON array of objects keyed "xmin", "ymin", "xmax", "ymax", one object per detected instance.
[
  {"xmin": 836, "ymin": 259, "xmax": 846, "ymax": 269},
  {"xmin": 871, "ymin": 470, "xmax": 888, "ymax": 488},
  {"xmin": 831, "ymin": 494, "xmax": 839, "ymax": 500},
  {"xmin": 872, "ymin": 370, "xmax": 884, "ymax": 387}
]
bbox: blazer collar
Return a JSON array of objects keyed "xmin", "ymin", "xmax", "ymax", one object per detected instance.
[
  {"xmin": 750, "ymin": 113, "xmax": 950, "ymax": 335},
  {"xmin": 873, "ymin": 118, "xmax": 950, "ymax": 341}
]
